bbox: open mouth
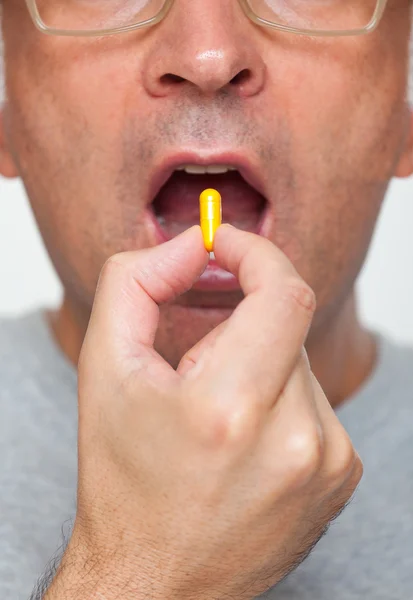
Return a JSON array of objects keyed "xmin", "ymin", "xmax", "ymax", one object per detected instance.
[{"xmin": 150, "ymin": 164, "xmax": 268, "ymax": 240}]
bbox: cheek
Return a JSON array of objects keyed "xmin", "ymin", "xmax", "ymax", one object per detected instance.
[
  {"xmin": 262, "ymin": 15, "xmax": 409, "ymax": 310},
  {"xmin": 4, "ymin": 33, "xmax": 154, "ymax": 305}
]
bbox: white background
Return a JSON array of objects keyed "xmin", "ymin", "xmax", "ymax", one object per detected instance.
[{"xmin": 0, "ymin": 175, "xmax": 412, "ymax": 345}]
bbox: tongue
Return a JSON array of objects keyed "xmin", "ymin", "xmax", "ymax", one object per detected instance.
[{"xmin": 152, "ymin": 171, "xmax": 266, "ymax": 238}]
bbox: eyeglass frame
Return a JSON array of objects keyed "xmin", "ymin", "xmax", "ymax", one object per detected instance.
[{"xmin": 25, "ymin": 0, "xmax": 389, "ymax": 38}]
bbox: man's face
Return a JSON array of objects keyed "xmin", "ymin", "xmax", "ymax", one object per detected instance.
[{"xmin": 1, "ymin": 0, "xmax": 412, "ymax": 366}]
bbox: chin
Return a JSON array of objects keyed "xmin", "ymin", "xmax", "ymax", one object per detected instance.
[{"xmin": 155, "ymin": 302, "xmax": 235, "ymax": 368}]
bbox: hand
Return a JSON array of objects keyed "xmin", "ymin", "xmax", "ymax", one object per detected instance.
[{"xmin": 48, "ymin": 225, "xmax": 362, "ymax": 600}]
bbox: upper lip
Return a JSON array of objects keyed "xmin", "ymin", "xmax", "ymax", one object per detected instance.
[{"xmin": 147, "ymin": 151, "xmax": 268, "ymax": 205}]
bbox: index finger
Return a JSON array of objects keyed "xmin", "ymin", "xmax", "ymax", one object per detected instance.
[
  {"xmin": 197, "ymin": 225, "xmax": 316, "ymax": 407},
  {"xmin": 81, "ymin": 226, "xmax": 208, "ymax": 376}
]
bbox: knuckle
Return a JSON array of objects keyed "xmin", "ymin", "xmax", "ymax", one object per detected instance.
[
  {"xmin": 285, "ymin": 424, "xmax": 324, "ymax": 487},
  {"xmin": 348, "ymin": 452, "xmax": 364, "ymax": 487},
  {"xmin": 351, "ymin": 456, "xmax": 364, "ymax": 489},
  {"xmin": 328, "ymin": 457, "xmax": 364, "ymax": 516},
  {"xmin": 195, "ymin": 396, "xmax": 260, "ymax": 452},
  {"xmin": 282, "ymin": 278, "xmax": 317, "ymax": 315},
  {"xmin": 328, "ymin": 434, "xmax": 358, "ymax": 486},
  {"xmin": 100, "ymin": 254, "xmax": 125, "ymax": 279}
]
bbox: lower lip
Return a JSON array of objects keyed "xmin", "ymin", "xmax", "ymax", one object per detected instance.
[{"xmin": 144, "ymin": 204, "xmax": 272, "ymax": 292}]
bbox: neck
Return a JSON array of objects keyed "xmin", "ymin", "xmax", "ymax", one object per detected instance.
[
  {"xmin": 48, "ymin": 290, "xmax": 376, "ymax": 409},
  {"xmin": 306, "ymin": 293, "xmax": 376, "ymax": 407}
]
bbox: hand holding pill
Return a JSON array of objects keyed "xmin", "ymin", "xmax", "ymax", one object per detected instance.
[{"xmin": 46, "ymin": 222, "xmax": 362, "ymax": 600}]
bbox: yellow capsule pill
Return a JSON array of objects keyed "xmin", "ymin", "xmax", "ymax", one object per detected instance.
[{"xmin": 199, "ymin": 188, "xmax": 222, "ymax": 252}]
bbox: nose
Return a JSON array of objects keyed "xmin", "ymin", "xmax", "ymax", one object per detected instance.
[{"xmin": 142, "ymin": 0, "xmax": 266, "ymax": 98}]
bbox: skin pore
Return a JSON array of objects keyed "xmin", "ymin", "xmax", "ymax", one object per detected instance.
[{"xmin": 1, "ymin": 0, "xmax": 413, "ymax": 407}]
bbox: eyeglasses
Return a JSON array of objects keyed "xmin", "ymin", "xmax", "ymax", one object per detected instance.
[{"xmin": 25, "ymin": 0, "xmax": 388, "ymax": 38}]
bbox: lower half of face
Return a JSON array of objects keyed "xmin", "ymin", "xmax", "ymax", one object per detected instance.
[{"xmin": 2, "ymin": 1, "xmax": 411, "ymax": 366}]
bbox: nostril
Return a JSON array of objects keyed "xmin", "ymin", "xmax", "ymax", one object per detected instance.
[
  {"xmin": 160, "ymin": 73, "xmax": 186, "ymax": 85},
  {"xmin": 230, "ymin": 69, "xmax": 251, "ymax": 86}
]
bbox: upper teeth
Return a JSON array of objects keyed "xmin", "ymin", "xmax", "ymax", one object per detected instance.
[{"xmin": 176, "ymin": 164, "xmax": 237, "ymax": 175}]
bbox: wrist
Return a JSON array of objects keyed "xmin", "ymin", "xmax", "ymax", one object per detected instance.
[
  {"xmin": 44, "ymin": 527, "xmax": 181, "ymax": 600},
  {"xmin": 43, "ymin": 533, "xmax": 137, "ymax": 600}
]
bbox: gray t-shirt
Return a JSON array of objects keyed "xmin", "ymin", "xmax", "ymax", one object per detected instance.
[{"xmin": 1, "ymin": 311, "xmax": 412, "ymax": 600}]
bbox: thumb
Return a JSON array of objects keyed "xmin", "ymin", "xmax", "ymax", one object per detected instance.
[{"xmin": 83, "ymin": 226, "xmax": 208, "ymax": 365}]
